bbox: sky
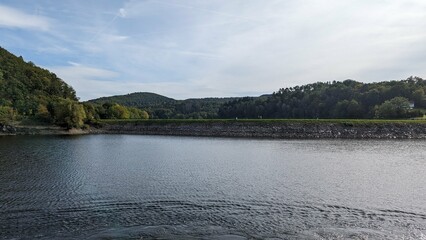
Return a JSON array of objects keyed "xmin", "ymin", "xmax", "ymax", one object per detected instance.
[{"xmin": 0, "ymin": 0, "xmax": 426, "ymax": 101}]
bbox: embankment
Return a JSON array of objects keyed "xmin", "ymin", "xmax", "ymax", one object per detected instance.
[
  {"xmin": 90, "ymin": 120, "xmax": 426, "ymax": 139},
  {"xmin": 4, "ymin": 120, "xmax": 426, "ymax": 139}
]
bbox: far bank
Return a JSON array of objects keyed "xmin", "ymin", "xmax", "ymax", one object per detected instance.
[
  {"xmin": 3, "ymin": 119, "xmax": 426, "ymax": 139},
  {"xmin": 0, "ymin": 123, "xmax": 89, "ymax": 136},
  {"xmin": 89, "ymin": 119, "xmax": 426, "ymax": 139}
]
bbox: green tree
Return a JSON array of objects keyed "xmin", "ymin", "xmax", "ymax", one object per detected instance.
[
  {"xmin": 333, "ymin": 100, "xmax": 362, "ymax": 118},
  {"xmin": 35, "ymin": 104, "xmax": 50, "ymax": 121},
  {"xmin": 0, "ymin": 106, "xmax": 16, "ymax": 123},
  {"xmin": 128, "ymin": 107, "xmax": 149, "ymax": 119},
  {"xmin": 413, "ymin": 88, "xmax": 425, "ymax": 108},
  {"xmin": 53, "ymin": 99, "xmax": 86, "ymax": 128},
  {"xmin": 375, "ymin": 97, "xmax": 411, "ymax": 119},
  {"xmin": 110, "ymin": 104, "xmax": 130, "ymax": 119},
  {"xmin": 82, "ymin": 103, "xmax": 98, "ymax": 122}
]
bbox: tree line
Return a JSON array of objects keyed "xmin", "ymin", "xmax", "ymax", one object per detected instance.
[
  {"xmin": 90, "ymin": 78, "xmax": 426, "ymax": 120},
  {"xmin": 89, "ymin": 92, "xmax": 237, "ymax": 119},
  {"xmin": 218, "ymin": 78, "xmax": 426, "ymax": 119},
  {"xmin": 2, "ymin": 46, "xmax": 425, "ymax": 128}
]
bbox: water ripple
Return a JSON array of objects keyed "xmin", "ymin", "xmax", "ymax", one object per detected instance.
[{"xmin": 0, "ymin": 135, "xmax": 425, "ymax": 239}]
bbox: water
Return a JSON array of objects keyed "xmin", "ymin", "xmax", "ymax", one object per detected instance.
[{"xmin": 0, "ymin": 135, "xmax": 425, "ymax": 239}]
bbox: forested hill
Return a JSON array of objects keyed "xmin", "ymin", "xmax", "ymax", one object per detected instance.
[
  {"xmin": 0, "ymin": 47, "xmax": 77, "ymax": 107},
  {"xmin": 0, "ymin": 46, "xmax": 83, "ymax": 126},
  {"xmin": 89, "ymin": 92, "xmax": 175, "ymax": 108},
  {"xmin": 219, "ymin": 77, "xmax": 426, "ymax": 119},
  {"xmin": 88, "ymin": 93, "xmax": 239, "ymax": 119}
]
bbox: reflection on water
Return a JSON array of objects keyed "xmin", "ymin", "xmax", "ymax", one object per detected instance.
[{"xmin": 0, "ymin": 135, "xmax": 425, "ymax": 239}]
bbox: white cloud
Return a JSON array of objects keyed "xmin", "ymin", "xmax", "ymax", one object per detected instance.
[
  {"xmin": 176, "ymin": 0, "xmax": 426, "ymax": 91},
  {"xmin": 65, "ymin": 0, "xmax": 424, "ymax": 99},
  {"xmin": 118, "ymin": 8, "xmax": 127, "ymax": 18},
  {"xmin": 0, "ymin": 5, "xmax": 50, "ymax": 31},
  {"xmin": 5, "ymin": 0, "xmax": 426, "ymax": 100}
]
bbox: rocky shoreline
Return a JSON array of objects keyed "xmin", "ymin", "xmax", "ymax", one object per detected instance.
[
  {"xmin": 3, "ymin": 121, "xmax": 426, "ymax": 139},
  {"xmin": 0, "ymin": 123, "xmax": 88, "ymax": 136},
  {"xmin": 90, "ymin": 121, "xmax": 426, "ymax": 139}
]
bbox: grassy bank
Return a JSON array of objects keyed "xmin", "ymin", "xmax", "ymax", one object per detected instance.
[{"xmin": 97, "ymin": 118, "xmax": 426, "ymax": 126}]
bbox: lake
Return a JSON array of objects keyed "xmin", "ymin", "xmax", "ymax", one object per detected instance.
[{"xmin": 0, "ymin": 135, "xmax": 425, "ymax": 239}]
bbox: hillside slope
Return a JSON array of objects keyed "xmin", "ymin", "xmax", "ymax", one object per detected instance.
[
  {"xmin": 0, "ymin": 47, "xmax": 77, "ymax": 107},
  {"xmin": 0, "ymin": 47, "xmax": 81, "ymax": 124},
  {"xmin": 88, "ymin": 92, "xmax": 175, "ymax": 108}
]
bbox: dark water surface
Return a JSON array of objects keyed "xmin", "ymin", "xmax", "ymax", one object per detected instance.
[{"xmin": 0, "ymin": 135, "xmax": 425, "ymax": 239}]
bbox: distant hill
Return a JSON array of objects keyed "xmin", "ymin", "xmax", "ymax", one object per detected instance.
[
  {"xmin": 88, "ymin": 92, "xmax": 242, "ymax": 119},
  {"xmin": 88, "ymin": 92, "xmax": 176, "ymax": 108}
]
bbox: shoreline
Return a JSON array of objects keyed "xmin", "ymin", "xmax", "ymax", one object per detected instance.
[
  {"xmin": 0, "ymin": 124, "xmax": 89, "ymax": 136},
  {"xmin": 3, "ymin": 121, "xmax": 426, "ymax": 139},
  {"xmin": 90, "ymin": 121, "xmax": 426, "ymax": 139}
]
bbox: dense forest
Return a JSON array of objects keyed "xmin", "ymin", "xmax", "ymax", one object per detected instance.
[
  {"xmin": 91, "ymin": 78, "xmax": 426, "ymax": 120},
  {"xmin": 219, "ymin": 78, "xmax": 426, "ymax": 119},
  {"xmin": 0, "ymin": 47, "xmax": 148, "ymax": 128},
  {"xmin": 89, "ymin": 93, "xmax": 238, "ymax": 119}
]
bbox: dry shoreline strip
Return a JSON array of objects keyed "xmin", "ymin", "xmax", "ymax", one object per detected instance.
[
  {"xmin": 0, "ymin": 124, "xmax": 88, "ymax": 136},
  {"xmin": 90, "ymin": 120, "xmax": 426, "ymax": 139},
  {"xmin": 2, "ymin": 120, "xmax": 426, "ymax": 139}
]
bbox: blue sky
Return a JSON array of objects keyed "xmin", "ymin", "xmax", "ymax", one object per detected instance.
[{"xmin": 1, "ymin": 0, "xmax": 426, "ymax": 100}]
